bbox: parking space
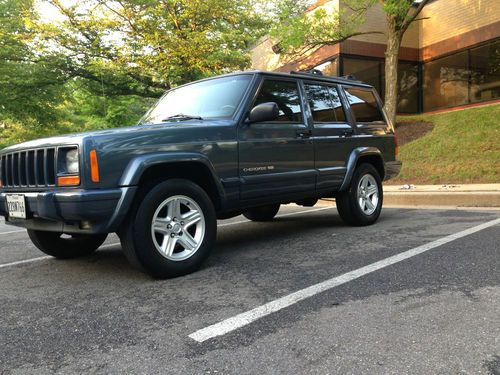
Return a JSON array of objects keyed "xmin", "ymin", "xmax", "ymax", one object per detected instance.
[{"xmin": 1, "ymin": 206, "xmax": 499, "ymax": 374}]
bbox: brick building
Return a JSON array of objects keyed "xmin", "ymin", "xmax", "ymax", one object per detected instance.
[{"xmin": 251, "ymin": 0, "xmax": 500, "ymax": 113}]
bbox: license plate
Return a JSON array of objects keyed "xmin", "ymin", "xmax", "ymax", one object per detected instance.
[{"xmin": 6, "ymin": 194, "xmax": 26, "ymax": 219}]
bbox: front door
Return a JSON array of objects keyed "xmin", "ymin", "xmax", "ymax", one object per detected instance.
[{"xmin": 238, "ymin": 78, "xmax": 315, "ymax": 200}]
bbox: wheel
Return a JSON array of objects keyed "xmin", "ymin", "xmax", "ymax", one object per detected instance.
[
  {"xmin": 27, "ymin": 230, "xmax": 107, "ymax": 259},
  {"xmin": 336, "ymin": 163, "xmax": 383, "ymax": 226},
  {"xmin": 243, "ymin": 204, "xmax": 280, "ymax": 222},
  {"xmin": 119, "ymin": 179, "xmax": 217, "ymax": 278}
]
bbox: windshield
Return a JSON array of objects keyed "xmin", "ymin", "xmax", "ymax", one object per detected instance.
[{"xmin": 139, "ymin": 75, "xmax": 252, "ymax": 125}]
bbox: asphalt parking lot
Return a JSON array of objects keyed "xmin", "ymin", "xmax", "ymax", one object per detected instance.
[{"xmin": 1, "ymin": 205, "xmax": 499, "ymax": 374}]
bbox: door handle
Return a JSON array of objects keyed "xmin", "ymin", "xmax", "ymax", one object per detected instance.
[
  {"xmin": 296, "ymin": 129, "xmax": 312, "ymax": 138},
  {"xmin": 341, "ymin": 128, "xmax": 354, "ymax": 137}
]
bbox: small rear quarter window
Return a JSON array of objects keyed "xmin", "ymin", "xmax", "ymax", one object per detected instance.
[{"xmin": 344, "ymin": 88, "xmax": 385, "ymax": 123}]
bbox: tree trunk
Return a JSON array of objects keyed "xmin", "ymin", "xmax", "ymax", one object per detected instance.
[{"xmin": 383, "ymin": 23, "xmax": 402, "ymax": 126}]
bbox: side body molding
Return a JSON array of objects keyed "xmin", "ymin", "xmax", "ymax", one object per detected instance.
[
  {"xmin": 339, "ymin": 147, "xmax": 385, "ymax": 191},
  {"xmin": 118, "ymin": 152, "xmax": 225, "ymax": 196}
]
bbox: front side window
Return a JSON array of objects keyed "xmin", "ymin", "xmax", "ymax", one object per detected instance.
[
  {"xmin": 344, "ymin": 88, "xmax": 385, "ymax": 123},
  {"xmin": 140, "ymin": 75, "xmax": 252, "ymax": 124},
  {"xmin": 254, "ymin": 80, "xmax": 303, "ymax": 122}
]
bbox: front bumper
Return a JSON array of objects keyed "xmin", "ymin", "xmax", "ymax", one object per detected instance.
[{"xmin": 0, "ymin": 187, "xmax": 137, "ymax": 234}]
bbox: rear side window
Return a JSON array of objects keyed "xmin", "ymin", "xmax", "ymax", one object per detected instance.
[
  {"xmin": 254, "ymin": 80, "xmax": 303, "ymax": 122},
  {"xmin": 344, "ymin": 88, "xmax": 385, "ymax": 123},
  {"xmin": 305, "ymin": 84, "xmax": 346, "ymax": 123}
]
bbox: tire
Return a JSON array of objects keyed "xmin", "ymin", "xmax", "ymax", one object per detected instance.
[
  {"xmin": 243, "ymin": 204, "xmax": 280, "ymax": 222},
  {"xmin": 336, "ymin": 163, "xmax": 383, "ymax": 226},
  {"xmin": 27, "ymin": 230, "xmax": 107, "ymax": 259},
  {"xmin": 119, "ymin": 179, "xmax": 217, "ymax": 278}
]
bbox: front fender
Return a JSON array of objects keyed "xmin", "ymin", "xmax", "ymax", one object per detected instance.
[
  {"xmin": 119, "ymin": 151, "xmax": 221, "ymax": 186},
  {"xmin": 339, "ymin": 147, "xmax": 384, "ymax": 191}
]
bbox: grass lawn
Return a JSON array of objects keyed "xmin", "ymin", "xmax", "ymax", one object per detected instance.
[{"xmin": 389, "ymin": 103, "xmax": 500, "ymax": 185}]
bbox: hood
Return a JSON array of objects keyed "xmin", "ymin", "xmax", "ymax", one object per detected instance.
[{"xmin": 0, "ymin": 120, "xmax": 227, "ymax": 153}]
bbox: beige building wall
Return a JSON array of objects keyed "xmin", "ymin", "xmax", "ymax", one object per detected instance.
[
  {"xmin": 348, "ymin": 2, "xmax": 419, "ymax": 49},
  {"xmin": 250, "ymin": 37, "xmax": 282, "ymax": 71},
  {"xmin": 419, "ymin": 0, "xmax": 500, "ymax": 48}
]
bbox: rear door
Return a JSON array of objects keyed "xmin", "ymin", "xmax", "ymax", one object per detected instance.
[
  {"xmin": 238, "ymin": 77, "xmax": 315, "ymax": 200},
  {"xmin": 303, "ymin": 82, "xmax": 356, "ymax": 190}
]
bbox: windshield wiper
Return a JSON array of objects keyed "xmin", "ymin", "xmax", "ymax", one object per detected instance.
[{"xmin": 161, "ymin": 114, "xmax": 204, "ymax": 122}]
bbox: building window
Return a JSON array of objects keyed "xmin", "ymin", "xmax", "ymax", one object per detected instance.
[
  {"xmin": 423, "ymin": 51, "xmax": 469, "ymax": 111},
  {"xmin": 423, "ymin": 39, "xmax": 500, "ymax": 111},
  {"xmin": 342, "ymin": 57, "xmax": 383, "ymax": 95},
  {"xmin": 314, "ymin": 58, "xmax": 338, "ymax": 77},
  {"xmin": 469, "ymin": 40, "xmax": 500, "ymax": 103},
  {"xmin": 397, "ymin": 62, "xmax": 420, "ymax": 114},
  {"xmin": 341, "ymin": 57, "xmax": 419, "ymax": 114}
]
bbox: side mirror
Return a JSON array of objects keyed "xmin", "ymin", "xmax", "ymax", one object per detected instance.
[{"xmin": 247, "ymin": 102, "xmax": 279, "ymax": 123}]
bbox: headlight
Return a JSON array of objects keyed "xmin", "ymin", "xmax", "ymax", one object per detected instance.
[
  {"xmin": 62, "ymin": 148, "xmax": 79, "ymax": 174},
  {"xmin": 65, "ymin": 149, "xmax": 79, "ymax": 174}
]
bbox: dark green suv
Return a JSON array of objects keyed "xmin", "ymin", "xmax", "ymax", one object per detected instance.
[{"xmin": 0, "ymin": 71, "xmax": 401, "ymax": 278}]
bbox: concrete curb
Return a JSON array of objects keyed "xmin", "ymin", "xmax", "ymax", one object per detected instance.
[
  {"xmin": 384, "ymin": 184, "xmax": 500, "ymax": 207},
  {"xmin": 317, "ymin": 184, "xmax": 500, "ymax": 208},
  {"xmin": 383, "ymin": 191, "xmax": 500, "ymax": 207}
]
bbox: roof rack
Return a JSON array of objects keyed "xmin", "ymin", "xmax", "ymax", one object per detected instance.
[
  {"xmin": 290, "ymin": 69, "xmax": 323, "ymax": 76},
  {"xmin": 341, "ymin": 74, "xmax": 358, "ymax": 80}
]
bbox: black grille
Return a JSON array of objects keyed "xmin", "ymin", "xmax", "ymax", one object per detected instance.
[{"xmin": 0, "ymin": 148, "xmax": 57, "ymax": 188}]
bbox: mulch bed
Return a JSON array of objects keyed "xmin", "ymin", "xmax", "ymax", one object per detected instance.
[{"xmin": 395, "ymin": 121, "xmax": 434, "ymax": 146}]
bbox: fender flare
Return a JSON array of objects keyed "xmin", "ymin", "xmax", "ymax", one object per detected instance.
[
  {"xmin": 118, "ymin": 151, "xmax": 225, "ymax": 198},
  {"xmin": 339, "ymin": 147, "xmax": 385, "ymax": 191}
]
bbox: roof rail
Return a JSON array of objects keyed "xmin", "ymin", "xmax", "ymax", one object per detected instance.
[
  {"xmin": 341, "ymin": 75, "xmax": 358, "ymax": 81},
  {"xmin": 290, "ymin": 69, "xmax": 323, "ymax": 76}
]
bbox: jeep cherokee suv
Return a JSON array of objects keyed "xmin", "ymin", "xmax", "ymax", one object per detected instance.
[{"xmin": 0, "ymin": 71, "xmax": 401, "ymax": 278}]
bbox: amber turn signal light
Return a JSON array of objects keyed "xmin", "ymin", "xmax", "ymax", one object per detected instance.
[
  {"xmin": 57, "ymin": 175, "xmax": 81, "ymax": 186},
  {"xmin": 90, "ymin": 149, "xmax": 100, "ymax": 183}
]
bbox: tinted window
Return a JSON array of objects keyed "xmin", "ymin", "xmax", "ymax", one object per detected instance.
[
  {"xmin": 344, "ymin": 88, "xmax": 385, "ymax": 123},
  {"xmin": 305, "ymin": 84, "xmax": 346, "ymax": 122},
  {"xmin": 254, "ymin": 80, "xmax": 303, "ymax": 122}
]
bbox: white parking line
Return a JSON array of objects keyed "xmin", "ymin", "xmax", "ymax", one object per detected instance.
[
  {"xmin": 0, "ymin": 207, "xmax": 334, "ymax": 269},
  {"xmin": 0, "ymin": 256, "xmax": 52, "ymax": 269},
  {"xmin": 188, "ymin": 217, "xmax": 500, "ymax": 343},
  {"xmin": 0, "ymin": 229, "xmax": 26, "ymax": 235}
]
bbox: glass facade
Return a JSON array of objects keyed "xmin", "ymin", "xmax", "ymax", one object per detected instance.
[
  {"xmin": 312, "ymin": 38, "xmax": 499, "ymax": 113},
  {"xmin": 315, "ymin": 56, "xmax": 419, "ymax": 113},
  {"xmin": 423, "ymin": 39, "xmax": 499, "ymax": 111}
]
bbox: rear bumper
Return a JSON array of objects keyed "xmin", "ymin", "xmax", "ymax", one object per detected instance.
[
  {"xmin": 384, "ymin": 161, "xmax": 402, "ymax": 181},
  {"xmin": 0, "ymin": 187, "xmax": 137, "ymax": 234}
]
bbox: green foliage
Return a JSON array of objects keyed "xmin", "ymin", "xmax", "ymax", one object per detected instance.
[
  {"xmin": 0, "ymin": 0, "xmax": 67, "ymax": 126},
  {"xmin": 270, "ymin": 0, "xmax": 378, "ymax": 60},
  {"xmin": 392, "ymin": 105, "xmax": 500, "ymax": 184},
  {"xmin": 0, "ymin": 0, "xmax": 271, "ymax": 149}
]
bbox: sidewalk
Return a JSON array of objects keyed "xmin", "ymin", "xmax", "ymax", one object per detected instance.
[{"xmin": 383, "ymin": 183, "xmax": 500, "ymax": 208}]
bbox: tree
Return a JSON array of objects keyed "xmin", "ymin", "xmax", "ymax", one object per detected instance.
[
  {"xmin": 33, "ymin": 0, "xmax": 270, "ymax": 99},
  {"xmin": 0, "ymin": 0, "xmax": 68, "ymax": 126},
  {"xmin": 270, "ymin": 0, "xmax": 430, "ymax": 124}
]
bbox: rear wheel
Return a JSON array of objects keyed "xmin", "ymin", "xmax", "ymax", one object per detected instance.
[
  {"xmin": 119, "ymin": 179, "xmax": 217, "ymax": 278},
  {"xmin": 243, "ymin": 204, "xmax": 280, "ymax": 222},
  {"xmin": 27, "ymin": 230, "xmax": 107, "ymax": 259},
  {"xmin": 336, "ymin": 163, "xmax": 383, "ymax": 226}
]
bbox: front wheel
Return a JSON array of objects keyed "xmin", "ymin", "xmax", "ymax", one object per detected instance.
[
  {"xmin": 27, "ymin": 230, "xmax": 107, "ymax": 259},
  {"xmin": 336, "ymin": 163, "xmax": 383, "ymax": 226},
  {"xmin": 119, "ymin": 179, "xmax": 217, "ymax": 278}
]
